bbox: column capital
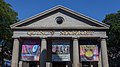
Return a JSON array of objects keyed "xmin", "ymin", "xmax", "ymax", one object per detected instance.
[
  {"xmin": 100, "ymin": 36, "xmax": 108, "ymax": 39},
  {"xmin": 13, "ymin": 37, "xmax": 20, "ymax": 41},
  {"xmin": 12, "ymin": 36, "xmax": 20, "ymax": 39},
  {"xmin": 100, "ymin": 37, "xmax": 107, "ymax": 42},
  {"xmin": 72, "ymin": 37, "xmax": 80, "ymax": 39},
  {"xmin": 40, "ymin": 37, "xmax": 47, "ymax": 39}
]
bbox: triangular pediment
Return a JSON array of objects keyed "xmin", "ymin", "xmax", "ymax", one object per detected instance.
[{"xmin": 11, "ymin": 5, "xmax": 109, "ymax": 30}]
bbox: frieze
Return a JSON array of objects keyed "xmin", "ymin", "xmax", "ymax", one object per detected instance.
[{"xmin": 27, "ymin": 31, "xmax": 94, "ymax": 36}]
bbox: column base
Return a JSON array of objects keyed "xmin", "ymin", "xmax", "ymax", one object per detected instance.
[{"xmin": 46, "ymin": 62, "xmax": 51, "ymax": 67}]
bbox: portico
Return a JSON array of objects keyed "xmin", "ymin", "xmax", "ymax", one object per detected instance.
[{"xmin": 10, "ymin": 6, "xmax": 109, "ymax": 67}]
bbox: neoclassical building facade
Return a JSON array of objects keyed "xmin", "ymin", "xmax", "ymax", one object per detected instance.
[{"xmin": 10, "ymin": 6, "xmax": 109, "ymax": 67}]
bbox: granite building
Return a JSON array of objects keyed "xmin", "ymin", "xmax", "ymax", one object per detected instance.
[{"xmin": 10, "ymin": 6, "xmax": 109, "ymax": 67}]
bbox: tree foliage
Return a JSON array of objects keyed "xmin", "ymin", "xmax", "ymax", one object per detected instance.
[
  {"xmin": 103, "ymin": 11, "xmax": 120, "ymax": 67},
  {"xmin": 0, "ymin": 0, "xmax": 18, "ymax": 60}
]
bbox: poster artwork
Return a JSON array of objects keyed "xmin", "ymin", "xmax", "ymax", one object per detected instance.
[
  {"xmin": 52, "ymin": 40, "xmax": 70, "ymax": 61},
  {"xmin": 80, "ymin": 45, "xmax": 99, "ymax": 61},
  {"xmin": 21, "ymin": 40, "xmax": 40, "ymax": 61}
]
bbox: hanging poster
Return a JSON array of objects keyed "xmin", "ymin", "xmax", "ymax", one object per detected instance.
[
  {"xmin": 52, "ymin": 40, "xmax": 70, "ymax": 61},
  {"xmin": 21, "ymin": 39, "xmax": 40, "ymax": 61},
  {"xmin": 80, "ymin": 45, "xmax": 99, "ymax": 61}
]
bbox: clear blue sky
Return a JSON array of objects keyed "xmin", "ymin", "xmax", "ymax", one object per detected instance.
[{"xmin": 5, "ymin": 0, "xmax": 120, "ymax": 21}]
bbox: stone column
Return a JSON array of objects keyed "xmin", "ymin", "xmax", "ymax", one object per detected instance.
[
  {"xmin": 40, "ymin": 38, "xmax": 47, "ymax": 67},
  {"xmin": 98, "ymin": 49, "xmax": 102, "ymax": 67},
  {"xmin": 11, "ymin": 38, "xmax": 19, "ymax": 67},
  {"xmin": 101, "ymin": 38, "xmax": 109, "ymax": 67},
  {"xmin": 22, "ymin": 62, "xmax": 29, "ymax": 67},
  {"xmin": 19, "ymin": 61, "xmax": 23, "ymax": 67},
  {"xmin": 73, "ymin": 38, "xmax": 80, "ymax": 67},
  {"xmin": 46, "ymin": 62, "xmax": 51, "ymax": 67}
]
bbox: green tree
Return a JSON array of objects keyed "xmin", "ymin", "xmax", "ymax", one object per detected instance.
[
  {"xmin": 103, "ymin": 11, "xmax": 120, "ymax": 67},
  {"xmin": 0, "ymin": 0, "xmax": 18, "ymax": 61}
]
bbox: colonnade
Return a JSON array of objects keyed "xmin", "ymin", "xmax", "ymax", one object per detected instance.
[{"xmin": 11, "ymin": 37, "xmax": 109, "ymax": 67}]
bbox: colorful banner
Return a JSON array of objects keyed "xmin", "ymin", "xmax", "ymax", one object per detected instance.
[
  {"xmin": 52, "ymin": 40, "xmax": 70, "ymax": 61},
  {"xmin": 80, "ymin": 45, "xmax": 99, "ymax": 61},
  {"xmin": 21, "ymin": 40, "xmax": 40, "ymax": 61}
]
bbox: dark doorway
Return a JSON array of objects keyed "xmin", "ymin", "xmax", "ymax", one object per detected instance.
[
  {"xmin": 82, "ymin": 62, "xmax": 98, "ymax": 67},
  {"xmin": 22, "ymin": 61, "xmax": 39, "ymax": 67},
  {"xmin": 52, "ymin": 62, "xmax": 66, "ymax": 67},
  {"xmin": 82, "ymin": 62, "xmax": 90, "ymax": 67},
  {"xmin": 29, "ymin": 61, "xmax": 39, "ymax": 67}
]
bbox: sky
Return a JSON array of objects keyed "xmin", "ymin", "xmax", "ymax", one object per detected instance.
[{"xmin": 5, "ymin": 0, "xmax": 120, "ymax": 21}]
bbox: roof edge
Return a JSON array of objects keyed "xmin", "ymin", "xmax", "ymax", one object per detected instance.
[{"xmin": 10, "ymin": 5, "xmax": 110, "ymax": 29}]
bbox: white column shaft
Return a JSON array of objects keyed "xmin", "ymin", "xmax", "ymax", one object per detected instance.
[
  {"xmin": 73, "ymin": 38, "xmax": 80, "ymax": 67},
  {"xmin": 101, "ymin": 38, "xmax": 109, "ymax": 67},
  {"xmin": 40, "ymin": 38, "xmax": 47, "ymax": 67},
  {"xmin": 98, "ymin": 49, "xmax": 102, "ymax": 67},
  {"xmin": 19, "ymin": 61, "xmax": 23, "ymax": 67},
  {"xmin": 11, "ymin": 38, "xmax": 19, "ymax": 67}
]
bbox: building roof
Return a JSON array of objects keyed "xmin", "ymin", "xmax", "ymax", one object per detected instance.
[{"xmin": 10, "ymin": 5, "xmax": 109, "ymax": 30}]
